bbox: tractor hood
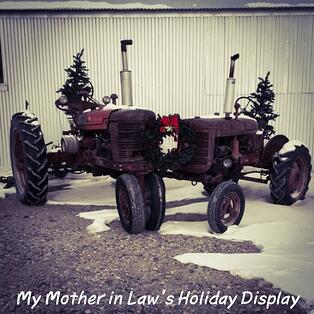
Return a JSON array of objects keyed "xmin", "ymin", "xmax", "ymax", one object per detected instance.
[
  {"xmin": 183, "ymin": 117, "xmax": 258, "ymax": 136},
  {"xmin": 109, "ymin": 108, "xmax": 155, "ymax": 122},
  {"xmin": 77, "ymin": 107, "xmax": 155, "ymax": 131},
  {"xmin": 77, "ymin": 108, "xmax": 119, "ymax": 130}
]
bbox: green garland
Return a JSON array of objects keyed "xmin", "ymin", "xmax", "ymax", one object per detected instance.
[{"xmin": 143, "ymin": 114, "xmax": 196, "ymax": 173}]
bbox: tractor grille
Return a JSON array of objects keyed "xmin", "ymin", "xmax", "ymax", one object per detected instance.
[
  {"xmin": 190, "ymin": 132, "xmax": 209, "ymax": 165},
  {"xmin": 118, "ymin": 123, "xmax": 144, "ymax": 159}
]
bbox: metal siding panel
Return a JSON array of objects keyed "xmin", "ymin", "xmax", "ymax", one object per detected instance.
[{"xmin": 0, "ymin": 13, "xmax": 313, "ymax": 166}]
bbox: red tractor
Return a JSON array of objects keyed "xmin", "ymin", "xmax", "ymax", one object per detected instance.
[
  {"xmin": 160, "ymin": 54, "xmax": 311, "ymax": 233},
  {"xmin": 10, "ymin": 40, "xmax": 165, "ymax": 234}
]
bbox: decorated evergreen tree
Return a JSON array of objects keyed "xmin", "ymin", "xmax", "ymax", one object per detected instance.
[
  {"xmin": 57, "ymin": 49, "xmax": 92, "ymax": 101},
  {"xmin": 243, "ymin": 72, "xmax": 279, "ymax": 139}
]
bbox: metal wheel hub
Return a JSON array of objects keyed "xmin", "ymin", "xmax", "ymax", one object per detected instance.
[
  {"xmin": 288, "ymin": 156, "xmax": 307, "ymax": 199},
  {"xmin": 119, "ymin": 188, "xmax": 131, "ymax": 224},
  {"xmin": 12, "ymin": 131, "xmax": 26, "ymax": 193},
  {"xmin": 219, "ymin": 192, "xmax": 241, "ymax": 226}
]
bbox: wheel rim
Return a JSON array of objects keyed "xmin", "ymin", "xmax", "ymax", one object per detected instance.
[
  {"xmin": 219, "ymin": 192, "xmax": 241, "ymax": 226},
  {"xmin": 118, "ymin": 187, "xmax": 131, "ymax": 226},
  {"xmin": 12, "ymin": 130, "xmax": 26, "ymax": 194},
  {"xmin": 288, "ymin": 156, "xmax": 308, "ymax": 199}
]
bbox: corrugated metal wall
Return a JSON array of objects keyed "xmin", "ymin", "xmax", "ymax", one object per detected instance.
[{"xmin": 0, "ymin": 12, "xmax": 313, "ymax": 166}]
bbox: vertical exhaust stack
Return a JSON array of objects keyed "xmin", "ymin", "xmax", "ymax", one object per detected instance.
[
  {"xmin": 120, "ymin": 39, "xmax": 133, "ymax": 107},
  {"xmin": 223, "ymin": 53, "xmax": 239, "ymax": 118}
]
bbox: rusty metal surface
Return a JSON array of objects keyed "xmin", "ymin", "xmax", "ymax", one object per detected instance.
[
  {"xmin": 183, "ymin": 117, "xmax": 258, "ymax": 136},
  {"xmin": 109, "ymin": 109, "xmax": 155, "ymax": 164},
  {"xmin": 182, "ymin": 117, "xmax": 259, "ymax": 173},
  {"xmin": 47, "ymin": 108, "xmax": 155, "ymax": 176},
  {"xmin": 77, "ymin": 108, "xmax": 118, "ymax": 130}
]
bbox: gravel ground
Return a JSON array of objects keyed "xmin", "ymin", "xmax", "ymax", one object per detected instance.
[{"xmin": 0, "ymin": 193, "xmax": 306, "ymax": 314}]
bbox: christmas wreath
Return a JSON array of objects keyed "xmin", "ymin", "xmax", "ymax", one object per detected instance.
[{"xmin": 143, "ymin": 114, "xmax": 196, "ymax": 173}]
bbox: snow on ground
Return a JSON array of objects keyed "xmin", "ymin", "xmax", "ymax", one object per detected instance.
[
  {"xmin": 47, "ymin": 174, "xmax": 117, "ymax": 206},
  {"xmin": 0, "ymin": 166, "xmax": 15, "ymax": 199},
  {"xmin": 2, "ymin": 164, "xmax": 314, "ymax": 303},
  {"xmin": 0, "ymin": 1, "xmax": 171, "ymax": 10},
  {"xmin": 71, "ymin": 174, "xmax": 314, "ymax": 302},
  {"xmin": 0, "ymin": 186, "xmax": 15, "ymax": 200},
  {"xmin": 162, "ymin": 180, "xmax": 314, "ymax": 303},
  {"xmin": 79, "ymin": 209, "xmax": 118, "ymax": 233},
  {"xmin": 76, "ymin": 178, "xmax": 207, "ymax": 233}
]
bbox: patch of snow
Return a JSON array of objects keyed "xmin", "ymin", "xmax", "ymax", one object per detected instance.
[
  {"xmin": 166, "ymin": 201, "xmax": 207, "ymax": 216},
  {"xmin": 163, "ymin": 179, "xmax": 314, "ymax": 302},
  {"xmin": 279, "ymin": 140, "xmax": 305, "ymax": 155},
  {"xmin": 0, "ymin": 186, "xmax": 15, "ymax": 199},
  {"xmin": 78, "ymin": 209, "xmax": 118, "ymax": 233},
  {"xmin": 162, "ymin": 221, "xmax": 211, "ymax": 237},
  {"xmin": 195, "ymin": 115, "xmax": 257, "ymax": 122},
  {"xmin": 103, "ymin": 105, "xmax": 151, "ymax": 111},
  {"xmin": 239, "ymin": 115, "xmax": 257, "ymax": 121},
  {"xmin": 245, "ymin": 2, "xmax": 314, "ymax": 8},
  {"xmin": 165, "ymin": 178, "xmax": 205, "ymax": 202},
  {"xmin": 0, "ymin": 166, "xmax": 14, "ymax": 199},
  {"xmin": 47, "ymin": 174, "xmax": 116, "ymax": 206},
  {"xmin": 0, "ymin": 1, "xmax": 171, "ymax": 10}
]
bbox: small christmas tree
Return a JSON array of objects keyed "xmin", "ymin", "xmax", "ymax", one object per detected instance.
[
  {"xmin": 242, "ymin": 72, "xmax": 279, "ymax": 139},
  {"xmin": 57, "ymin": 49, "xmax": 92, "ymax": 101}
]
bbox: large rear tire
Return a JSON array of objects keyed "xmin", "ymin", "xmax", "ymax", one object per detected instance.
[
  {"xmin": 145, "ymin": 173, "xmax": 166, "ymax": 231},
  {"xmin": 270, "ymin": 143, "xmax": 311, "ymax": 205},
  {"xmin": 115, "ymin": 174, "xmax": 146, "ymax": 234},
  {"xmin": 207, "ymin": 181, "xmax": 245, "ymax": 234},
  {"xmin": 10, "ymin": 112, "xmax": 48, "ymax": 205}
]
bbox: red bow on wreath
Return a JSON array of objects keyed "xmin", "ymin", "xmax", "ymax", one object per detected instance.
[{"xmin": 159, "ymin": 114, "xmax": 180, "ymax": 134}]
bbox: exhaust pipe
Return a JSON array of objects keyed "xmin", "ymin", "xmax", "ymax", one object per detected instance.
[
  {"xmin": 120, "ymin": 39, "xmax": 133, "ymax": 107},
  {"xmin": 223, "ymin": 53, "xmax": 239, "ymax": 118}
]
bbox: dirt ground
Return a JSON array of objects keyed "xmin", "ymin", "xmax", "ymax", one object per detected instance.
[{"xmin": 0, "ymin": 193, "xmax": 306, "ymax": 314}]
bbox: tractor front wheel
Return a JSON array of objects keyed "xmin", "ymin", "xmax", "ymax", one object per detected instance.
[
  {"xmin": 207, "ymin": 181, "xmax": 245, "ymax": 234},
  {"xmin": 10, "ymin": 112, "xmax": 48, "ymax": 205},
  {"xmin": 144, "ymin": 173, "xmax": 166, "ymax": 231},
  {"xmin": 270, "ymin": 143, "xmax": 311, "ymax": 205},
  {"xmin": 115, "ymin": 174, "xmax": 146, "ymax": 234}
]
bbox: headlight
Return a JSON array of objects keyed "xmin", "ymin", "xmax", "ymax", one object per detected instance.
[
  {"xmin": 59, "ymin": 95, "xmax": 68, "ymax": 105},
  {"xmin": 102, "ymin": 96, "xmax": 111, "ymax": 105},
  {"xmin": 223, "ymin": 158, "xmax": 233, "ymax": 168}
]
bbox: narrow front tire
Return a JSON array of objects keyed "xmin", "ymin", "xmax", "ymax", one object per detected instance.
[
  {"xmin": 207, "ymin": 181, "xmax": 245, "ymax": 234},
  {"xmin": 115, "ymin": 174, "xmax": 146, "ymax": 234}
]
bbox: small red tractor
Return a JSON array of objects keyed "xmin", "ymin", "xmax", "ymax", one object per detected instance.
[
  {"xmin": 10, "ymin": 40, "xmax": 311, "ymax": 234},
  {"xmin": 161, "ymin": 54, "xmax": 311, "ymax": 233}
]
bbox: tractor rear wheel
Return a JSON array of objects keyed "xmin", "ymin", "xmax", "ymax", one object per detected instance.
[
  {"xmin": 207, "ymin": 181, "xmax": 245, "ymax": 234},
  {"xmin": 10, "ymin": 112, "xmax": 48, "ymax": 205},
  {"xmin": 115, "ymin": 174, "xmax": 146, "ymax": 234},
  {"xmin": 270, "ymin": 143, "xmax": 311, "ymax": 205},
  {"xmin": 144, "ymin": 173, "xmax": 166, "ymax": 231}
]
